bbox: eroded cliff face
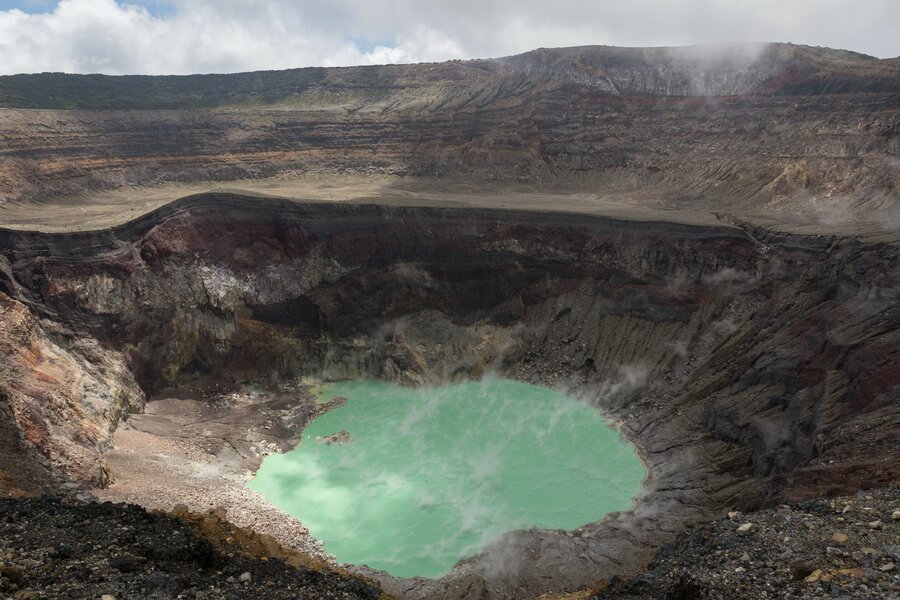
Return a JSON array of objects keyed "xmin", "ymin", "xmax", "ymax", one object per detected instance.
[
  {"xmin": 0, "ymin": 194, "xmax": 896, "ymax": 596},
  {"xmin": 2, "ymin": 195, "xmax": 758, "ymax": 391},
  {"xmin": 0, "ymin": 294, "xmax": 142, "ymax": 487}
]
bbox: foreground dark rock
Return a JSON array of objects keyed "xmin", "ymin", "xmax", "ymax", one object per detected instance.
[
  {"xmin": 2, "ymin": 489, "xmax": 894, "ymax": 599},
  {"xmin": 0, "ymin": 496, "xmax": 382, "ymax": 600},
  {"xmin": 595, "ymin": 487, "xmax": 900, "ymax": 599}
]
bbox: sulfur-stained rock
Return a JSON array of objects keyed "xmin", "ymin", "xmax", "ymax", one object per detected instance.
[
  {"xmin": 316, "ymin": 430, "xmax": 352, "ymax": 445},
  {"xmin": 0, "ymin": 295, "xmax": 144, "ymax": 487}
]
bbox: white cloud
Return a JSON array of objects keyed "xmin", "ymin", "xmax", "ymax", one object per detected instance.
[{"xmin": 0, "ymin": 0, "xmax": 896, "ymax": 75}]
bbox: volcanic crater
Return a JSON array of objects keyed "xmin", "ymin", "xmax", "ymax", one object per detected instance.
[{"xmin": 0, "ymin": 42, "xmax": 898, "ymax": 600}]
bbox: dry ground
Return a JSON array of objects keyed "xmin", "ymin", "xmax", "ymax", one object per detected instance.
[{"xmin": 4, "ymin": 173, "xmax": 892, "ymax": 242}]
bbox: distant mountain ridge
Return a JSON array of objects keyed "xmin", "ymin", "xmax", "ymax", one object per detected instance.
[{"xmin": 0, "ymin": 42, "xmax": 897, "ymax": 110}]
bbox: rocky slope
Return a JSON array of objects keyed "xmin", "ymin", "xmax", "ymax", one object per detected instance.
[
  {"xmin": 0, "ymin": 43, "xmax": 897, "ymax": 233},
  {"xmin": 1, "ymin": 487, "xmax": 895, "ymax": 599},
  {"xmin": 0, "ymin": 495, "xmax": 382, "ymax": 599},
  {"xmin": 593, "ymin": 487, "xmax": 899, "ymax": 599},
  {"xmin": 0, "ymin": 193, "xmax": 897, "ymax": 597}
]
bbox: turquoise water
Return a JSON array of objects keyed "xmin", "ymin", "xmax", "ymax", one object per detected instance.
[{"xmin": 247, "ymin": 378, "xmax": 644, "ymax": 578}]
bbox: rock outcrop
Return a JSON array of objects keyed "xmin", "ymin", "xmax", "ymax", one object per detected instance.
[{"xmin": 0, "ymin": 293, "xmax": 142, "ymax": 487}]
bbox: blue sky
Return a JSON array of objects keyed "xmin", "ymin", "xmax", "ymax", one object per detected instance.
[
  {"xmin": 0, "ymin": 0, "xmax": 895, "ymax": 76},
  {"xmin": 0, "ymin": 0, "xmax": 171, "ymax": 15},
  {"xmin": 0, "ymin": 0, "xmax": 56, "ymax": 12}
]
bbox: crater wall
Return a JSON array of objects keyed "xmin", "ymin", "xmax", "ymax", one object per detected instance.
[
  {"xmin": 1, "ymin": 43, "xmax": 897, "ymax": 227},
  {"xmin": 0, "ymin": 193, "xmax": 897, "ymax": 596}
]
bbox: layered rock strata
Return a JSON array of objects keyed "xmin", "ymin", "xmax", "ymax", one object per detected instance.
[{"xmin": 0, "ymin": 43, "xmax": 897, "ymax": 230}]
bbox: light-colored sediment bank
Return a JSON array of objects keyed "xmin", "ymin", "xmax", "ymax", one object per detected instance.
[{"xmin": 96, "ymin": 383, "xmax": 336, "ymax": 564}]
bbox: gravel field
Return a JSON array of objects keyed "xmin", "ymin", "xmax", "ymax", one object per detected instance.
[
  {"xmin": 595, "ymin": 487, "xmax": 900, "ymax": 599},
  {"xmin": 0, "ymin": 496, "xmax": 381, "ymax": 600}
]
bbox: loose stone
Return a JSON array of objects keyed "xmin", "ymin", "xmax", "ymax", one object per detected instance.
[
  {"xmin": 0, "ymin": 566, "xmax": 23, "ymax": 585},
  {"xmin": 791, "ymin": 561, "xmax": 816, "ymax": 581}
]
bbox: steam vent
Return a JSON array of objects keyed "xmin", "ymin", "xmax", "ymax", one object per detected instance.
[{"xmin": 0, "ymin": 43, "xmax": 898, "ymax": 600}]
